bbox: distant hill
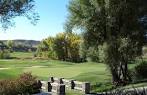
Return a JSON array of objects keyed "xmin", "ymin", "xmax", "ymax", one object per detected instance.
[{"xmin": 1, "ymin": 40, "xmax": 40, "ymax": 47}]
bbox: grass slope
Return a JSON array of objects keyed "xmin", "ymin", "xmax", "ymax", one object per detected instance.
[
  {"xmin": 0, "ymin": 59, "xmax": 110, "ymax": 82},
  {"xmin": 0, "ymin": 52, "xmax": 146, "ymax": 94},
  {"xmin": 0, "ymin": 57, "xmax": 111, "ymax": 92}
]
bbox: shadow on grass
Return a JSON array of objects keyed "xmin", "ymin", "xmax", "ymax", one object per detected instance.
[{"xmin": 71, "ymin": 71, "xmax": 112, "ymax": 92}]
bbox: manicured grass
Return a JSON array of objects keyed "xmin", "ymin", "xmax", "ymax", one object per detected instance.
[
  {"xmin": 25, "ymin": 62, "xmax": 110, "ymax": 80},
  {"xmin": 0, "ymin": 68, "xmax": 22, "ymax": 79},
  {"xmin": 0, "ymin": 52, "xmax": 146, "ymax": 94},
  {"xmin": 10, "ymin": 52, "xmax": 34, "ymax": 59},
  {"xmin": 0, "ymin": 59, "xmax": 110, "ymax": 82},
  {"xmin": 0, "ymin": 58, "xmax": 111, "ymax": 92}
]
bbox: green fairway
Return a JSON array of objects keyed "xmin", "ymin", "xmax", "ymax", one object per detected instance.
[
  {"xmin": 10, "ymin": 52, "xmax": 34, "ymax": 59},
  {"xmin": 0, "ymin": 57, "xmax": 111, "ymax": 92},
  {"xmin": 0, "ymin": 59, "xmax": 110, "ymax": 82},
  {"xmin": 0, "ymin": 52, "xmax": 146, "ymax": 93}
]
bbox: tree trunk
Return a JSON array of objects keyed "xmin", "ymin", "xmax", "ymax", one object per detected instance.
[{"xmin": 105, "ymin": 42, "xmax": 130, "ymax": 86}]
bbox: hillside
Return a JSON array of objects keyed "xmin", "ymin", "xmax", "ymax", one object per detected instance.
[{"xmin": 1, "ymin": 40, "xmax": 40, "ymax": 47}]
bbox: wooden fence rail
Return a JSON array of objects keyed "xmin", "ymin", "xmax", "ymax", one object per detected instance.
[{"xmin": 41, "ymin": 77, "xmax": 90, "ymax": 95}]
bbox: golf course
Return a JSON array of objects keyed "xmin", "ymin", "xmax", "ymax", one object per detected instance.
[
  {"xmin": 0, "ymin": 52, "xmax": 112, "ymax": 92},
  {"xmin": 0, "ymin": 52, "xmax": 146, "ymax": 94},
  {"xmin": 0, "ymin": 0, "xmax": 147, "ymax": 94}
]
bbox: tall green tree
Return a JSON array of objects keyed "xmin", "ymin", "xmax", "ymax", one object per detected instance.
[{"xmin": 66, "ymin": 0, "xmax": 146, "ymax": 86}]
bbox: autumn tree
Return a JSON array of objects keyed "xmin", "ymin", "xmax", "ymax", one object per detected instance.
[
  {"xmin": 53, "ymin": 32, "xmax": 68, "ymax": 61},
  {"xmin": 66, "ymin": 32, "xmax": 81, "ymax": 62},
  {"xmin": 53, "ymin": 32, "xmax": 81, "ymax": 62},
  {"xmin": 42, "ymin": 37, "xmax": 56, "ymax": 59},
  {"xmin": 37, "ymin": 32, "xmax": 82, "ymax": 62},
  {"xmin": 66, "ymin": 0, "xmax": 147, "ymax": 86}
]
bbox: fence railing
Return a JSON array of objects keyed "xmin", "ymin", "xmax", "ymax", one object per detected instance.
[{"xmin": 41, "ymin": 77, "xmax": 90, "ymax": 95}]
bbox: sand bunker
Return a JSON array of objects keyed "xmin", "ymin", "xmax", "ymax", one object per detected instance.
[{"xmin": 0, "ymin": 68, "xmax": 9, "ymax": 70}]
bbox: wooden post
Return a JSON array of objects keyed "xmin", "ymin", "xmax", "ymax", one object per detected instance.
[
  {"xmin": 52, "ymin": 83, "xmax": 65, "ymax": 95},
  {"xmin": 48, "ymin": 82, "xmax": 52, "ymax": 92},
  {"xmin": 49, "ymin": 77, "xmax": 54, "ymax": 83},
  {"xmin": 57, "ymin": 84, "xmax": 65, "ymax": 95},
  {"xmin": 71, "ymin": 80, "xmax": 75, "ymax": 89},
  {"xmin": 82, "ymin": 82, "xmax": 90, "ymax": 94},
  {"xmin": 57, "ymin": 78, "xmax": 63, "ymax": 84}
]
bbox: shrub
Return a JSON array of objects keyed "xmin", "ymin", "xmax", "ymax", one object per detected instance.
[
  {"xmin": 0, "ymin": 50, "xmax": 10, "ymax": 59},
  {"xmin": 0, "ymin": 79, "xmax": 18, "ymax": 95},
  {"xmin": 0, "ymin": 73, "xmax": 41, "ymax": 95},
  {"xmin": 134, "ymin": 61, "xmax": 147, "ymax": 79},
  {"xmin": 17, "ymin": 72, "xmax": 41, "ymax": 94}
]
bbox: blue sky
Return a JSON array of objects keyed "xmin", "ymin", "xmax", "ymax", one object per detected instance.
[{"xmin": 0, "ymin": 0, "xmax": 69, "ymax": 41}]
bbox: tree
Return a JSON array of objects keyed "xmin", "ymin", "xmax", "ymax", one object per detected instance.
[
  {"xmin": 0, "ymin": 0, "xmax": 39, "ymax": 30},
  {"xmin": 66, "ymin": 0, "xmax": 146, "ymax": 86},
  {"xmin": 7, "ymin": 40, "xmax": 14, "ymax": 47},
  {"xmin": 0, "ymin": 41, "xmax": 10, "ymax": 59},
  {"xmin": 6, "ymin": 40, "xmax": 14, "ymax": 52},
  {"xmin": 53, "ymin": 32, "xmax": 81, "ymax": 62},
  {"xmin": 43, "ymin": 37, "xmax": 56, "ymax": 58},
  {"xmin": 36, "ymin": 40, "xmax": 49, "ymax": 58},
  {"xmin": 67, "ymin": 32, "xmax": 81, "ymax": 62},
  {"xmin": 53, "ymin": 32, "xmax": 68, "ymax": 61},
  {"xmin": 36, "ymin": 32, "xmax": 81, "ymax": 62}
]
